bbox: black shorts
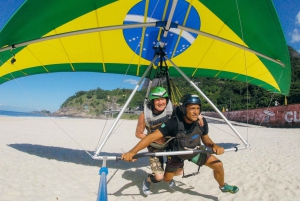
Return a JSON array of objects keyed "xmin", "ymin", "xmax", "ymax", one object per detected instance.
[{"xmin": 165, "ymin": 156, "xmax": 184, "ymax": 172}]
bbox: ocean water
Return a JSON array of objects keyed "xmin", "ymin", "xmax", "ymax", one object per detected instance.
[{"xmin": 0, "ymin": 110, "xmax": 49, "ymax": 117}]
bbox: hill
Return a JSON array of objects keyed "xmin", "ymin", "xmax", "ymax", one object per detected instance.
[{"xmin": 52, "ymin": 88, "xmax": 147, "ymax": 118}]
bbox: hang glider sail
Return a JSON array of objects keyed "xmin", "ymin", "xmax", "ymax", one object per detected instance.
[
  {"xmin": 0, "ymin": 1, "xmax": 291, "ymax": 200},
  {"xmin": 0, "ymin": 0, "xmax": 291, "ymax": 95}
]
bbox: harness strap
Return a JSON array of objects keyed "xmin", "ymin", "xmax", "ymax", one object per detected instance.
[
  {"xmin": 149, "ymin": 136, "xmax": 175, "ymax": 149},
  {"xmin": 174, "ymin": 107, "xmax": 184, "ymax": 132},
  {"xmin": 183, "ymin": 145, "xmax": 202, "ymax": 150},
  {"xmin": 182, "ymin": 165, "xmax": 201, "ymax": 178},
  {"xmin": 182, "ymin": 149, "xmax": 206, "ymax": 178}
]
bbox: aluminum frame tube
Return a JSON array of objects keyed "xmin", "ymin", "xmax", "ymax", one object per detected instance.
[
  {"xmin": 177, "ymin": 25, "xmax": 285, "ymax": 67},
  {"xmin": 0, "ymin": 23, "xmax": 156, "ymax": 53},
  {"xmin": 165, "ymin": 55, "xmax": 249, "ymax": 147},
  {"xmin": 163, "ymin": 0, "xmax": 178, "ymax": 37},
  {"xmin": 94, "ymin": 55, "xmax": 159, "ymax": 156},
  {"xmin": 97, "ymin": 157, "xmax": 108, "ymax": 201},
  {"xmin": 92, "ymin": 146, "xmax": 248, "ymax": 161}
]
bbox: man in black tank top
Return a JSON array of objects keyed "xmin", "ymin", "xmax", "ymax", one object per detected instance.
[
  {"xmin": 136, "ymin": 87, "xmax": 205, "ymax": 195},
  {"xmin": 123, "ymin": 94, "xmax": 239, "ymax": 194}
]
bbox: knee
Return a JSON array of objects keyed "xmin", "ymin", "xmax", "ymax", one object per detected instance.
[
  {"xmin": 217, "ymin": 161, "xmax": 223, "ymax": 168},
  {"xmin": 206, "ymin": 157, "xmax": 223, "ymax": 169},
  {"xmin": 212, "ymin": 160, "xmax": 224, "ymax": 172},
  {"xmin": 149, "ymin": 174, "xmax": 163, "ymax": 183},
  {"xmin": 155, "ymin": 173, "xmax": 164, "ymax": 181}
]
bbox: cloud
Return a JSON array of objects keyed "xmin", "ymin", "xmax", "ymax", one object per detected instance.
[
  {"xmin": 296, "ymin": 11, "xmax": 300, "ymax": 25},
  {"xmin": 124, "ymin": 79, "xmax": 138, "ymax": 85},
  {"xmin": 290, "ymin": 12, "xmax": 300, "ymax": 43},
  {"xmin": 291, "ymin": 28, "xmax": 300, "ymax": 43}
]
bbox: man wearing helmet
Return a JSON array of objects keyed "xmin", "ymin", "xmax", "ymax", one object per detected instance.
[
  {"xmin": 136, "ymin": 87, "xmax": 204, "ymax": 195},
  {"xmin": 124, "ymin": 93, "xmax": 239, "ymax": 194}
]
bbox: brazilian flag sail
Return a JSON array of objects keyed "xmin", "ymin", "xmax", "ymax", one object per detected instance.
[{"xmin": 0, "ymin": 0, "xmax": 291, "ymax": 95}]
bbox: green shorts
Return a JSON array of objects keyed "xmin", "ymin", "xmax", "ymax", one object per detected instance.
[{"xmin": 165, "ymin": 153, "xmax": 210, "ymax": 172}]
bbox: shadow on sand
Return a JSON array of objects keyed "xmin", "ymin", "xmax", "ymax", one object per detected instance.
[
  {"xmin": 7, "ymin": 142, "xmax": 240, "ymax": 168},
  {"xmin": 7, "ymin": 143, "xmax": 149, "ymax": 169},
  {"xmin": 8, "ymin": 143, "xmax": 235, "ymax": 199},
  {"xmin": 111, "ymin": 168, "xmax": 218, "ymax": 200}
]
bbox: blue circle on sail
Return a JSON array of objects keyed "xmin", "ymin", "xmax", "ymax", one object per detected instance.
[{"xmin": 123, "ymin": 0, "xmax": 200, "ymax": 61}]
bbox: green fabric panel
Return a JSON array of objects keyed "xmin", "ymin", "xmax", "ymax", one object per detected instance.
[
  {"xmin": 45, "ymin": 64, "xmax": 76, "ymax": 73},
  {"xmin": 0, "ymin": 0, "xmax": 116, "ymax": 49},
  {"xmin": 200, "ymin": 0, "xmax": 291, "ymax": 95},
  {"xmin": 166, "ymin": 67, "xmax": 196, "ymax": 77},
  {"xmin": 0, "ymin": 77, "xmax": 10, "ymax": 84},
  {"xmin": 259, "ymin": 58, "xmax": 291, "ymax": 94},
  {"xmin": 74, "ymin": 63, "xmax": 141, "ymax": 77},
  {"xmin": 200, "ymin": 0, "xmax": 289, "ymax": 64},
  {"xmin": 26, "ymin": 64, "xmax": 74, "ymax": 73},
  {"xmin": 71, "ymin": 63, "xmax": 104, "ymax": 72},
  {"xmin": 192, "ymin": 69, "xmax": 222, "ymax": 78},
  {"xmin": 103, "ymin": 63, "xmax": 139, "ymax": 76},
  {"xmin": 0, "ymin": 71, "xmax": 27, "ymax": 84},
  {"xmin": 0, "ymin": 49, "xmax": 14, "ymax": 65},
  {"xmin": 22, "ymin": 66, "xmax": 49, "ymax": 74}
]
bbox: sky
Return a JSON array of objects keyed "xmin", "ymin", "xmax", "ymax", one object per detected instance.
[{"xmin": 0, "ymin": 0, "xmax": 299, "ymax": 112}]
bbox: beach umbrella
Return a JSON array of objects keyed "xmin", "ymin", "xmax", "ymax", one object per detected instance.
[
  {"xmin": 0, "ymin": 1, "xmax": 291, "ymax": 200},
  {"xmin": 0, "ymin": 0, "xmax": 291, "ymax": 95}
]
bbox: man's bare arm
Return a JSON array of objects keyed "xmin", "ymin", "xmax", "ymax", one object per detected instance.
[
  {"xmin": 135, "ymin": 113, "xmax": 147, "ymax": 139},
  {"xmin": 201, "ymin": 134, "xmax": 224, "ymax": 155},
  {"xmin": 201, "ymin": 134, "xmax": 215, "ymax": 147},
  {"xmin": 122, "ymin": 129, "xmax": 164, "ymax": 161}
]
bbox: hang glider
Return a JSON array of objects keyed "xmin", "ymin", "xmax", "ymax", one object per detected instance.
[
  {"xmin": 0, "ymin": 0, "xmax": 291, "ymax": 95},
  {"xmin": 0, "ymin": 0, "xmax": 291, "ymax": 200}
]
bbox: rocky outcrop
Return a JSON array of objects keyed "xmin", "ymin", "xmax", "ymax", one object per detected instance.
[
  {"xmin": 52, "ymin": 107, "xmax": 99, "ymax": 118},
  {"xmin": 288, "ymin": 45, "xmax": 300, "ymax": 58}
]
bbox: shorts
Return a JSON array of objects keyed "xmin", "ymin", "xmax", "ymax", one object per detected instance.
[
  {"xmin": 147, "ymin": 146, "xmax": 164, "ymax": 175},
  {"xmin": 165, "ymin": 153, "xmax": 210, "ymax": 172},
  {"xmin": 190, "ymin": 153, "xmax": 210, "ymax": 166},
  {"xmin": 165, "ymin": 156, "xmax": 184, "ymax": 172},
  {"xmin": 149, "ymin": 156, "xmax": 164, "ymax": 174}
]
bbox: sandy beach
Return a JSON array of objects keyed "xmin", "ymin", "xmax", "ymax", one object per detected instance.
[{"xmin": 0, "ymin": 116, "xmax": 299, "ymax": 201}]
